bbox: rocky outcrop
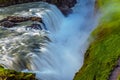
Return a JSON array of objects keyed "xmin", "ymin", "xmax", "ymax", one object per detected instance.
[
  {"xmin": 0, "ymin": 0, "xmax": 77, "ymax": 15},
  {"xmin": 30, "ymin": 17, "xmax": 42, "ymax": 22},
  {"xmin": 0, "ymin": 16, "xmax": 42, "ymax": 23},
  {"xmin": 0, "ymin": 16, "xmax": 43, "ymax": 28},
  {"xmin": 6, "ymin": 16, "xmax": 30, "ymax": 23}
]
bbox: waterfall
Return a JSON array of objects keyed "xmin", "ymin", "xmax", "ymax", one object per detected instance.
[{"xmin": 0, "ymin": 0, "xmax": 97, "ymax": 80}]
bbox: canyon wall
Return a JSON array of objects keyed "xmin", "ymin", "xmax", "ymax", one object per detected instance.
[{"xmin": 74, "ymin": 0, "xmax": 120, "ymax": 80}]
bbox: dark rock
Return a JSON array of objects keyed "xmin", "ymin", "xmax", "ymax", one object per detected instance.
[
  {"xmin": 7, "ymin": 16, "xmax": 29, "ymax": 23},
  {"xmin": 59, "ymin": 6, "xmax": 73, "ymax": 16},
  {"xmin": 0, "ymin": 16, "xmax": 43, "ymax": 28},
  {"xmin": 30, "ymin": 17, "xmax": 42, "ymax": 22},
  {"xmin": 1, "ymin": 16, "xmax": 42, "ymax": 23},
  {"xmin": 0, "ymin": 21, "xmax": 17, "ymax": 28},
  {"xmin": 52, "ymin": 0, "xmax": 76, "ymax": 15}
]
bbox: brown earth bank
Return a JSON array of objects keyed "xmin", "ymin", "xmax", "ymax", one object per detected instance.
[{"xmin": 0, "ymin": 0, "xmax": 76, "ymax": 15}]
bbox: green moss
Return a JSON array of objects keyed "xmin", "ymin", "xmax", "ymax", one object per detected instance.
[
  {"xmin": 74, "ymin": 1, "xmax": 120, "ymax": 80},
  {"xmin": 74, "ymin": 34, "xmax": 120, "ymax": 80},
  {"xmin": 117, "ymin": 75, "xmax": 120, "ymax": 80},
  {"xmin": 96, "ymin": 0, "xmax": 120, "ymax": 8},
  {"xmin": 0, "ymin": 66, "xmax": 36, "ymax": 80}
]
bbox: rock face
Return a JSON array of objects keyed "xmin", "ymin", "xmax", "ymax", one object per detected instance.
[
  {"xmin": 6, "ymin": 16, "xmax": 29, "ymax": 23},
  {"xmin": 0, "ymin": 0, "xmax": 77, "ymax": 15}
]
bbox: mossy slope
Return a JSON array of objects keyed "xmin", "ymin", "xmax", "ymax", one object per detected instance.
[
  {"xmin": 0, "ymin": 66, "xmax": 36, "ymax": 80},
  {"xmin": 74, "ymin": 0, "xmax": 120, "ymax": 80}
]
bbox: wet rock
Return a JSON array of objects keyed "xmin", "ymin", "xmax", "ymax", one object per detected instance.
[
  {"xmin": 30, "ymin": 17, "xmax": 42, "ymax": 22},
  {"xmin": 2, "ymin": 16, "xmax": 42, "ymax": 23},
  {"xmin": 59, "ymin": 6, "xmax": 73, "ymax": 16},
  {"xmin": 0, "ymin": 16, "xmax": 43, "ymax": 28},
  {"xmin": 52, "ymin": 0, "xmax": 76, "ymax": 15},
  {"xmin": 44, "ymin": 36, "xmax": 51, "ymax": 42},
  {"xmin": 0, "ymin": 21, "xmax": 17, "ymax": 28},
  {"xmin": 7, "ymin": 16, "xmax": 29, "ymax": 23}
]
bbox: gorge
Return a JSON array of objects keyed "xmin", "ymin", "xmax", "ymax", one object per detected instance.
[
  {"xmin": 0, "ymin": 0, "xmax": 96, "ymax": 80},
  {"xmin": 0, "ymin": 0, "xmax": 120, "ymax": 80}
]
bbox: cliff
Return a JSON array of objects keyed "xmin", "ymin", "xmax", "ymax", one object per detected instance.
[{"xmin": 74, "ymin": 0, "xmax": 120, "ymax": 80}]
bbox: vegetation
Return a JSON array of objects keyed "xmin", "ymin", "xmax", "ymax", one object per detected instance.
[
  {"xmin": 0, "ymin": 66, "xmax": 36, "ymax": 80},
  {"xmin": 74, "ymin": 0, "xmax": 120, "ymax": 80}
]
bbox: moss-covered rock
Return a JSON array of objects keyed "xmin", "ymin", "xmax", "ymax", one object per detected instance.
[
  {"xmin": 0, "ymin": 66, "xmax": 36, "ymax": 80},
  {"xmin": 74, "ymin": 0, "xmax": 120, "ymax": 80}
]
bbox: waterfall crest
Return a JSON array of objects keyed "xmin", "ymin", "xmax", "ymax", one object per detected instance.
[
  {"xmin": 0, "ymin": 0, "xmax": 97, "ymax": 80},
  {"xmin": 0, "ymin": 1, "xmax": 64, "ymax": 71}
]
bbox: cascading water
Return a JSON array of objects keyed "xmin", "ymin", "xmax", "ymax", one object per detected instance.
[{"xmin": 0, "ymin": 0, "xmax": 97, "ymax": 80}]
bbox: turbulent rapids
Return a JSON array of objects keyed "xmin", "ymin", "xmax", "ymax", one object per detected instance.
[{"xmin": 0, "ymin": 0, "xmax": 96, "ymax": 80}]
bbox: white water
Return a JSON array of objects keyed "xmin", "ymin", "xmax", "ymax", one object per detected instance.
[{"xmin": 0, "ymin": 0, "xmax": 97, "ymax": 80}]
